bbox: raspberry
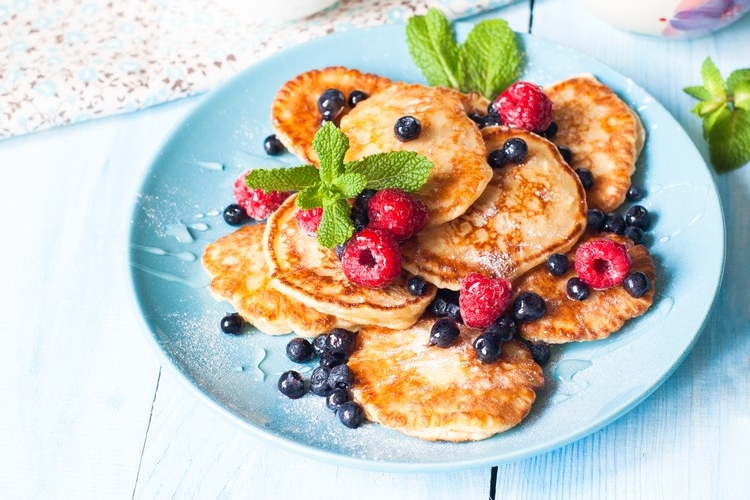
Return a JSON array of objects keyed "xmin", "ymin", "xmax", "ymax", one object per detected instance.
[
  {"xmin": 233, "ymin": 170, "xmax": 290, "ymax": 221},
  {"xmin": 367, "ymin": 188, "xmax": 429, "ymax": 241},
  {"xmin": 341, "ymin": 228, "xmax": 402, "ymax": 288},
  {"xmin": 459, "ymin": 273, "xmax": 513, "ymax": 329},
  {"xmin": 295, "ymin": 207, "xmax": 323, "ymax": 236},
  {"xmin": 574, "ymin": 238, "xmax": 631, "ymax": 289},
  {"xmin": 492, "ymin": 81, "xmax": 554, "ymax": 132}
]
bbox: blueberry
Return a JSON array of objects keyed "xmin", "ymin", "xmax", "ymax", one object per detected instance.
[
  {"xmin": 429, "ymin": 288, "xmax": 460, "ymax": 317},
  {"xmin": 310, "ymin": 366, "xmax": 332, "ymax": 396},
  {"xmin": 624, "ymin": 225, "xmax": 644, "ymax": 245},
  {"xmin": 348, "ymin": 89, "xmax": 368, "ymax": 108},
  {"xmin": 546, "ymin": 253, "xmax": 569, "ymax": 276},
  {"xmin": 220, "ymin": 312, "xmax": 244, "ymax": 335},
  {"xmin": 487, "ymin": 148, "xmax": 507, "ymax": 169},
  {"xmin": 394, "ymin": 115, "xmax": 422, "ymax": 142},
  {"xmin": 513, "ymin": 292, "xmax": 546, "ymax": 322},
  {"xmin": 338, "ymin": 401, "xmax": 366, "ymax": 429},
  {"xmin": 603, "ymin": 212, "xmax": 626, "ymax": 235},
  {"xmin": 468, "ymin": 112, "xmax": 485, "ymax": 126},
  {"xmin": 407, "ymin": 276, "xmax": 428, "ymax": 296},
  {"xmin": 445, "ymin": 302, "xmax": 462, "ymax": 323},
  {"xmin": 487, "ymin": 102, "xmax": 502, "ymax": 122},
  {"xmin": 566, "ymin": 277, "xmax": 590, "ymax": 301},
  {"xmin": 312, "ymin": 333, "xmax": 328, "ymax": 356},
  {"xmin": 350, "ymin": 205, "xmax": 369, "ymax": 232},
  {"xmin": 482, "ymin": 319, "xmax": 516, "ymax": 344},
  {"xmin": 557, "ymin": 146, "xmax": 573, "ymax": 164},
  {"xmin": 540, "ymin": 121, "xmax": 558, "ymax": 139},
  {"xmin": 326, "ymin": 388, "xmax": 350, "ymax": 411},
  {"xmin": 623, "ymin": 271, "xmax": 650, "ymax": 298},
  {"xmin": 223, "ymin": 203, "xmax": 247, "ymax": 226},
  {"xmin": 354, "ymin": 188, "xmax": 377, "ymax": 212},
  {"xmin": 473, "ymin": 331, "xmax": 503, "ymax": 363},
  {"xmin": 503, "ymin": 138, "xmax": 528, "ymax": 164},
  {"xmin": 325, "ymin": 328, "xmax": 357, "ymax": 356},
  {"xmin": 528, "ymin": 341, "xmax": 550, "ymax": 366},
  {"xmin": 319, "ymin": 350, "xmax": 346, "ymax": 369},
  {"xmin": 286, "ymin": 337, "xmax": 314, "ymax": 363},
  {"xmin": 575, "ymin": 168, "xmax": 594, "ymax": 189},
  {"xmin": 429, "ymin": 317, "xmax": 460, "ymax": 348},
  {"xmin": 626, "ymin": 184, "xmax": 644, "ymax": 201},
  {"xmin": 278, "ymin": 370, "xmax": 306, "ymax": 399},
  {"xmin": 334, "ymin": 243, "xmax": 347, "ymax": 261},
  {"xmin": 587, "ymin": 209, "xmax": 605, "ymax": 232},
  {"xmin": 625, "ymin": 205, "xmax": 650, "ymax": 230},
  {"xmin": 327, "ymin": 363, "xmax": 354, "ymax": 389},
  {"xmin": 492, "ymin": 314, "xmax": 517, "ymax": 342},
  {"xmin": 317, "ymin": 88, "xmax": 346, "ymax": 119},
  {"xmin": 482, "ymin": 114, "xmax": 502, "ymax": 128},
  {"xmin": 263, "ymin": 134, "xmax": 285, "ymax": 156}
]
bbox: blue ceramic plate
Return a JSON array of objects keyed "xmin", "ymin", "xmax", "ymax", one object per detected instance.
[{"xmin": 128, "ymin": 23, "xmax": 725, "ymax": 472}]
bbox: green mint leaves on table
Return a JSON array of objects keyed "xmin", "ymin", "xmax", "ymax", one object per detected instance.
[
  {"xmin": 684, "ymin": 57, "xmax": 750, "ymax": 173},
  {"xmin": 405, "ymin": 8, "xmax": 520, "ymax": 99},
  {"xmin": 246, "ymin": 122, "xmax": 433, "ymax": 248}
]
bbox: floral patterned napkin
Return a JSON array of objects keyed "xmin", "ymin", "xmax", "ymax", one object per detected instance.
[{"xmin": 0, "ymin": 0, "xmax": 517, "ymax": 139}]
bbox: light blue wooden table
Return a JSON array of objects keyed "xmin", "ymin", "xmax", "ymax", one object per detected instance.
[{"xmin": 2, "ymin": 0, "xmax": 748, "ymax": 498}]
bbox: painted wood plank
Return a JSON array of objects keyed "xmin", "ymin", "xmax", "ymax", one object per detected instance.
[{"xmin": 0, "ymin": 102, "xmax": 193, "ymax": 498}]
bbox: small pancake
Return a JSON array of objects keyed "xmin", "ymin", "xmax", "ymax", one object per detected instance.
[
  {"xmin": 271, "ymin": 66, "xmax": 393, "ymax": 164},
  {"xmin": 202, "ymin": 224, "xmax": 354, "ymax": 336},
  {"xmin": 401, "ymin": 126, "xmax": 587, "ymax": 290},
  {"xmin": 515, "ymin": 234, "xmax": 655, "ymax": 344},
  {"xmin": 264, "ymin": 195, "xmax": 437, "ymax": 330},
  {"xmin": 545, "ymin": 75, "xmax": 646, "ymax": 212},
  {"xmin": 339, "ymin": 82, "xmax": 493, "ymax": 227},
  {"xmin": 348, "ymin": 318, "xmax": 545, "ymax": 442}
]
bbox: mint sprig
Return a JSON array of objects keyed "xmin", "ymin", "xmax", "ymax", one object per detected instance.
[
  {"xmin": 405, "ymin": 8, "xmax": 520, "ymax": 99},
  {"xmin": 684, "ymin": 57, "xmax": 750, "ymax": 173},
  {"xmin": 245, "ymin": 122, "xmax": 433, "ymax": 248}
]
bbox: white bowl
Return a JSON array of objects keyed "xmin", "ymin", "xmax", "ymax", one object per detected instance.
[
  {"xmin": 580, "ymin": 0, "xmax": 750, "ymax": 38},
  {"xmin": 211, "ymin": 0, "xmax": 339, "ymax": 24}
]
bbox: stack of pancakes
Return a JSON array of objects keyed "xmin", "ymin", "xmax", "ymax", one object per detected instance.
[{"xmin": 202, "ymin": 67, "xmax": 655, "ymax": 442}]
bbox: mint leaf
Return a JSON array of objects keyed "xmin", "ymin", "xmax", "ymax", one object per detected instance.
[
  {"xmin": 345, "ymin": 151, "xmax": 433, "ymax": 192},
  {"xmin": 686, "ymin": 57, "xmax": 750, "ymax": 172},
  {"xmin": 701, "ymin": 58, "xmax": 726, "ymax": 100},
  {"xmin": 405, "ymin": 8, "xmax": 462, "ymax": 89},
  {"xmin": 460, "ymin": 19, "xmax": 520, "ymax": 98},
  {"xmin": 296, "ymin": 184, "xmax": 324, "ymax": 209},
  {"xmin": 240, "ymin": 125, "xmax": 434, "ymax": 246},
  {"xmin": 317, "ymin": 199, "xmax": 354, "ymax": 249},
  {"xmin": 734, "ymin": 80, "xmax": 750, "ymax": 111},
  {"xmin": 683, "ymin": 85, "xmax": 712, "ymax": 101},
  {"xmin": 727, "ymin": 68, "xmax": 750, "ymax": 93},
  {"xmin": 313, "ymin": 121, "xmax": 348, "ymax": 183},
  {"xmin": 333, "ymin": 172, "xmax": 368, "ymax": 199},
  {"xmin": 707, "ymin": 107, "xmax": 750, "ymax": 173},
  {"xmin": 702, "ymin": 105, "xmax": 727, "ymax": 136},
  {"xmin": 245, "ymin": 165, "xmax": 319, "ymax": 191}
]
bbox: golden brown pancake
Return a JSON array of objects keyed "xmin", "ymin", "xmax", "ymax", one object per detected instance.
[
  {"xmin": 348, "ymin": 318, "xmax": 545, "ymax": 441},
  {"xmin": 263, "ymin": 195, "xmax": 436, "ymax": 329},
  {"xmin": 515, "ymin": 234, "xmax": 655, "ymax": 344},
  {"xmin": 339, "ymin": 82, "xmax": 493, "ymax": 227},
  {"xmin": 202, "ymin": 224, "xmax": 354, "ymax": 336},
  {"xmin": 401, "ymin": 126, "xmax": 588, "ymax": 290},
  {"xmin": 271, "ymin": 66, "xmax": 393, "ymax": 164},
  {"xmin": 545, "ymin": 75, "xmax": 646, "ymax": 212}
]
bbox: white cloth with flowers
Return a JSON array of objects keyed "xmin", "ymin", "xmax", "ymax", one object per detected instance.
[{"xmin": 0, "ymin": 0, "xmax": 518, "ymax": 139}]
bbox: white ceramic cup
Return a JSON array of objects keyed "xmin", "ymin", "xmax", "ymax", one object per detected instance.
[
  {"xmin": 579, "ymin": 0, "xmax": 750, "ymax": 38},
  {"xmin": 211, "ymin": 0, "xmax": 339, "ymax": 24}
]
